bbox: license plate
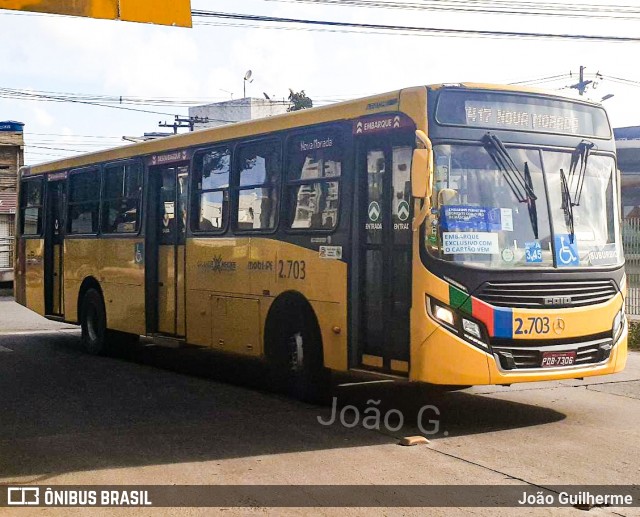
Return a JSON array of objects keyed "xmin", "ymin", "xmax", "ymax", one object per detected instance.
[{"xmin": 541, "ymin": 351, "xmax": 576, "ymax": 368}]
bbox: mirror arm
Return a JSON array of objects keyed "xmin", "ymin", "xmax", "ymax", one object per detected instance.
[
  {"xmin": 412, "ymin": 200, "xmax": 430, "ymax": 232},
  {"xmin": 412, "ymin": 130, "xmax": 433, "ymax": 231},
  {"xmin": 415, "ymin": 130, "xmax": 434, "ymax": 198}
]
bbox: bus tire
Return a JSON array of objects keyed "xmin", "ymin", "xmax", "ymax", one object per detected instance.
[
  {"xmin": 80, "ymin": 288, "xmax": 108, "ymax": 355},
  {"xmin": 267, "ymin": 304, "xmax": 327, "ymax": 404}
]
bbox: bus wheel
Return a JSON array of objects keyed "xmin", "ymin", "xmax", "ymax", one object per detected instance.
[
  {"xmin": 270, "ymin": 312, "xmax": 327, "ymax": 404},
  {"xmin": 80, "ymin": 288, "xmax": 108, "ymax": 355}
]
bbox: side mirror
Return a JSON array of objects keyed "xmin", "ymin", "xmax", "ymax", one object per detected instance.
[
  {"xmin": 412, "ymin": 130, "xmax": 433, "ymax": 199},
  {"xmin": 437, "ymin": 188, "xmax": 459, "ymax": 207}
]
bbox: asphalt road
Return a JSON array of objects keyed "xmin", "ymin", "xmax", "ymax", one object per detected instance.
[{"xmin": 1, "ymin": 296, "xmax": 639, "ymax": 516}]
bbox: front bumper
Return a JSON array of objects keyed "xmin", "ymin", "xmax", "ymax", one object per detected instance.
[{"xmin": 410, "ymin": 314, "xmax": 627, "ymax": 385}]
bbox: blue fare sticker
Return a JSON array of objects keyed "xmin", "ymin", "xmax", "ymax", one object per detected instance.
[
  {"xmin": 554, "ymin": 234, "xmax": 579, "ymax": 267},
  {"xmin": 524, "ymin": 241, "xmax": 542, "ymax": 263},
  {"xmin": 440, "ymin": 205, "xmax": 488, "ymax": 232}
]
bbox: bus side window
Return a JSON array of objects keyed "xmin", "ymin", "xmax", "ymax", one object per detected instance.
[
  {"xmin": 235, "ymin": 139, "xmax": 281, "ymax": 231},
  {"xmin": 20, "ymin": 179, "xmax": 44, "ymax": 236},
  {"xmin": 101, "ymin": 161, "xmax": 142, "ymax": 234},
  {"xmin": 287, "ymin": 131, "xmax": 342, "ymax": 230},
  {"xmin": 192, "ymin": 147, "xmax": 230, "ymax": 233},
  {"xmin": 68, "ymin": 169, "xmax": 100, "ymax": 235}
]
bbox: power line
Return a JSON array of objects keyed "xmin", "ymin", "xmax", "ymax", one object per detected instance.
[
  {"xmin": 0, "ymin": 87, "xmax": 239, "ymax": 122},
  {"xmin": 509, "ymin": 73, "xmax": 572, "ymax": 85},
  {"xmin": 264, "ymin": 0, "xmax": 640, "ymax": 21},
  {"xmin": 0, "ymin": 87, "xmax": 181, "ymax": 117},
  {"xmin": 191, "ymin": 9, "xmax": 640, "ymax": 42},
  {"xmin": 26, "ymin": 132, "xmax": 123, "ymax": 139}
]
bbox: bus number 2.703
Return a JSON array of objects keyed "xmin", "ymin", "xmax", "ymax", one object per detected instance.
[
  {"xmin": 278, "ymin": 260, "xmax": 306, "ymax": 280},
  {"xmin": 514, "ymin": 316, "xmax": 550, "ymax": 335}
]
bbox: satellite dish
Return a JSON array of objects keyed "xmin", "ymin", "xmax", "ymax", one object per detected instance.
[{"xmin": 244, "ymin": 70, "xmax": 253, "ymax": 81}]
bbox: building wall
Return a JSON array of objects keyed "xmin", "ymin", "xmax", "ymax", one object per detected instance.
[
  {"xmin": 0, "ymin": 214, "xmax": 14, "ymax": 270},
  {"xmin": 0, "ymin": 122, "xmax": 24, "ymax": 282},
  {"xmin": 189, "ymin": 98, "xmax": 288, "ymax": 130}
]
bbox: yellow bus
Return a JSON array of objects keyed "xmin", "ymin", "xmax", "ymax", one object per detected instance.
[{"xmin": 14, "ymin": 83, "xmax": 627, "ymax": 399}]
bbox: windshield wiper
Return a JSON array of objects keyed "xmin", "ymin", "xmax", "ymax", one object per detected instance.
[
  {"xmin": 524, "ymin": 162, "xmax": 539, "ymax": 239},
  {"xmin": 483, "ymin": 132, "xmax": 539, "ymax": 238},
  {"xmin": 567, "ymin": 139, "xmax": 595, "ymax": 206},
  {"xmin": 560, "ymin": 167, "xmax": 575, "ymax": 243},
  {"xmin": 483, "ymin": 133, "xmax": 537, "ymax": 203}
]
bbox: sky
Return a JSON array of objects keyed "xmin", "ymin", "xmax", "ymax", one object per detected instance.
[{"xmin": 1, "ymin": 0, "xmax": 640, "ymax": 165}]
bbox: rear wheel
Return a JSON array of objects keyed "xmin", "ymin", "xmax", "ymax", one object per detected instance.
[{"xmin": 80, "ymin": 288, "xmax": 108, "ymax": 355}]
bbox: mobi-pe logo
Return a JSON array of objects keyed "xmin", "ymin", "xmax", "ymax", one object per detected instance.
[{"xmin": 8, "ymin": 487, "xmax": 40, "ymax": 505}]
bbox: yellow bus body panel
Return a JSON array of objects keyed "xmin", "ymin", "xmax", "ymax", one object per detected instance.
[
  {"xmin": 186, "ymin": 237, "xmax": 348, "ymax": 370},
  {"xmin": 64, "ymin": 238, "xmax": 145, "ymax": 334}
]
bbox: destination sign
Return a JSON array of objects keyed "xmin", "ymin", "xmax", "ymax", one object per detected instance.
[
  {"xmin": 464, "ymin": 101, "xmax": 591, "ymax": 135},
  {"xmin": 436, "ymin": 90, "xmax": 610, "ymax": 138}
]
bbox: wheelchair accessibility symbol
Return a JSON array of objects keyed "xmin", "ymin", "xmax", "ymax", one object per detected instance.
[{"xmin": 554, "ymin": 234, "xmax": 579, "ymax": 267}]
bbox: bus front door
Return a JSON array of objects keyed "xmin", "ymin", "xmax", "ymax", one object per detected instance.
[
  {"xmin": 44, "ymin": 179, "xmax": 65, "ymax": 316},
  {"xmin": 358, "ymin": 140, "xmax": 413, "ymax": 374},
  {"xmin": 151, "ymin": 165, "xmax": 188, "ymax": 337}
]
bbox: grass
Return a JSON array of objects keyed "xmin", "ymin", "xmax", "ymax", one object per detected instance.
[{"xmin": 628, "ymin": 321, "xmax": 640, "ymax": 350}]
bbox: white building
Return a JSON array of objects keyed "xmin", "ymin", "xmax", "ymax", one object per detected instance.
[{"xmin": 189, "ymin": 98, "xmax": 288, "ymax": 130}]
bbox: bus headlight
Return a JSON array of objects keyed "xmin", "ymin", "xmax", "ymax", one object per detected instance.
[
  {"xmin": 462, "ymin": 318, "xmax": 482, "ymax": 339},
  {"xmin": 427, "ymin": 297, "xmax": 489, "ymax": 350},
  {"xmin": 612, "ymin": 307, "xmax": 625, "ymax": 342},
  {"xmin": 434, "ymin": 305, "xmax": 455, "ymax": 327}
]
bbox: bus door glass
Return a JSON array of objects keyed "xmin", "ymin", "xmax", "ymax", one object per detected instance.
[
  {"xmin": 155, "ymin": 164, "xmax": 188, "ymax": 336},
  {"xmin": 359, "ymin": 139, "xmax": 413, "ymax": 369},
  {"xmin": 44, "ymin": 178, "xmax": 65, "ymax": 315}
]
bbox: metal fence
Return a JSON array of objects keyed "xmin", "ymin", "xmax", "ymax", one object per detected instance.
[{"xmin": 623, "ymin": 217, "xmax": 640, "ymax": 318}]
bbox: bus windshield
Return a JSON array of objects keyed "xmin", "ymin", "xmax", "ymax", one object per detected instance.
[{"xmin": 426, "ymin": 143, "xmax": 621, "ymax": 269}]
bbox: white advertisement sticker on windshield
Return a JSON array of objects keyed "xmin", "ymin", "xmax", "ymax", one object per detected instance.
[
  {"xmin": 500, "ymin": 208, "xmax": 513, "ymax": 231},
  {"xmin": 442, "ymin": 232, "xmax": 499, "ymax": 254},
  {"xmin": 589, "ymin": 243, "xmax": 618, "ymax": 266}
]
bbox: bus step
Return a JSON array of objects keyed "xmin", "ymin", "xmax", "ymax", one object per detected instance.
[{"xmin": 150, "ymin": 334, "xmax": 186, "ymax": 349}]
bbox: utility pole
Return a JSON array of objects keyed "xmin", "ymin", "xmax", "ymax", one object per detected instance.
[
  {"xmin": 569, "ymin": 66, "xmax": 593, "ymax": 96},
  {"xmin": 158, "ymin": 115, "xmax": 210, "ymax": 134}
]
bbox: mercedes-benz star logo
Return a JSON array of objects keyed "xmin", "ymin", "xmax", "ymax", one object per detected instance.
[{"xmin": 553, "ymin": 318, "xmax": 566, "ymax": 335}]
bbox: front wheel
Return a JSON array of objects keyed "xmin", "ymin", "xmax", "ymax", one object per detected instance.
[
  {"xmin": 80, "ymin": 288, "xmax": 108, "ymax": 355},
  {"xmin": 270, "ymin": 313, "xmax": 328, "ymax": 404}
]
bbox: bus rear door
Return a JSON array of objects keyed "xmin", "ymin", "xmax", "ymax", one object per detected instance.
[
  {"xmin": 147, "ymin": 163, "xmax": 188, "ymax": 337},
  {"xmin": 44, "ymin": 177, "xmax": 65, "ymax": 316}
]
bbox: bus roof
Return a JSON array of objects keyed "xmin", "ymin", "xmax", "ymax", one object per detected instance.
[{"xmin": 21, "ymin": 83, "xmax": 602, "ymax": 176}]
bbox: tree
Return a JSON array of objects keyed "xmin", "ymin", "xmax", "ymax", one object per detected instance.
[{"xmin": 287, "ymin": 89, "xmax": 313, "ymax": 112}]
